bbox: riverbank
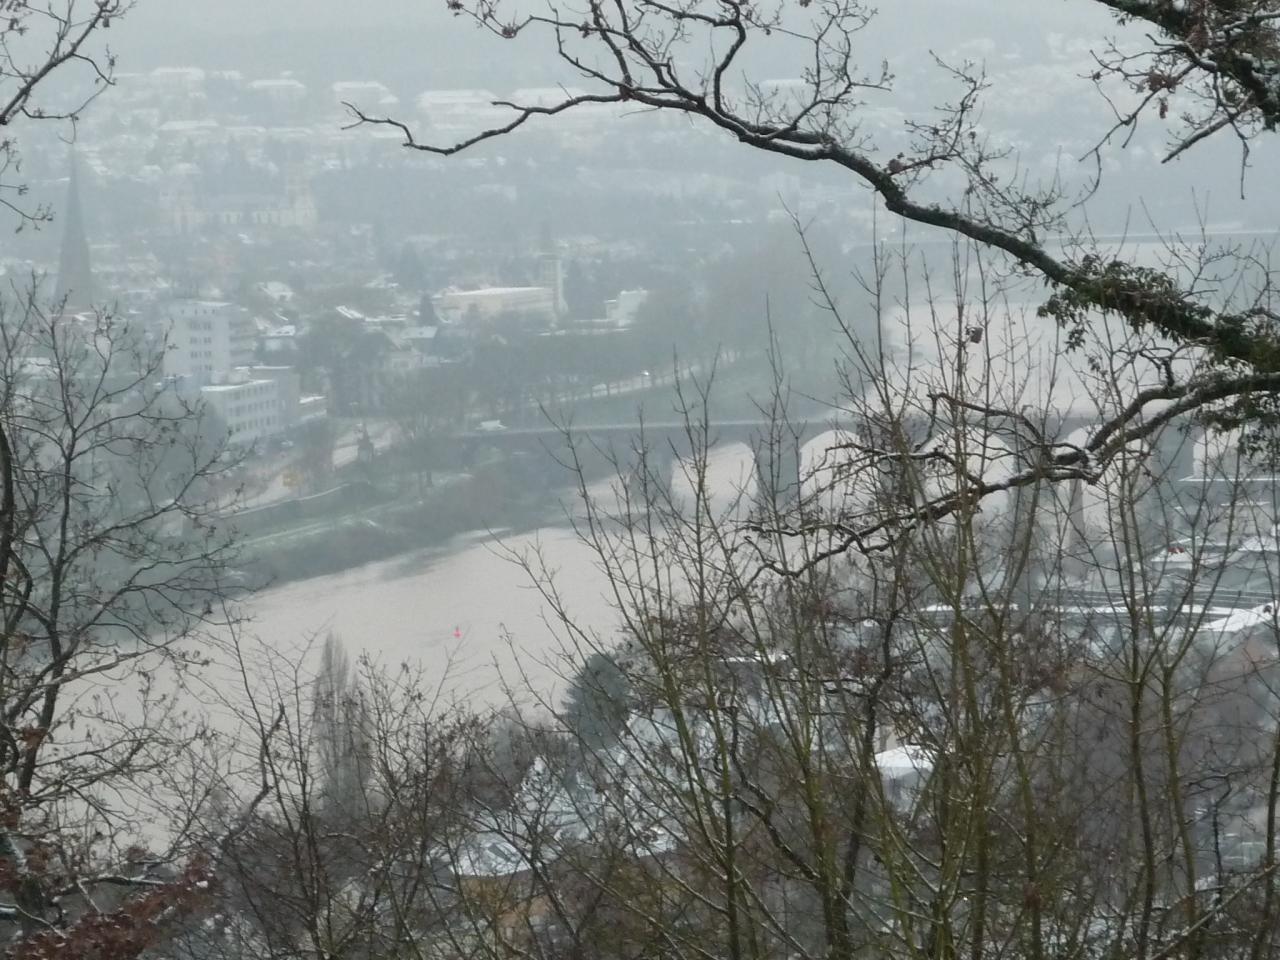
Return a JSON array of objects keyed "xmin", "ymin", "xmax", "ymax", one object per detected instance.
[{"xmin": 229, "ymin": 456, "xmax": 575, "ymax": 589}]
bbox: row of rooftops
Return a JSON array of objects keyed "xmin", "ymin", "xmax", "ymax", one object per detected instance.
[
  {"xmin": 115, "ymin": 70, "xmax": 811, "ymax": 117},
  {"xmin": 118, "ymin": 69, "xmax": 624, "ymax": 112}
]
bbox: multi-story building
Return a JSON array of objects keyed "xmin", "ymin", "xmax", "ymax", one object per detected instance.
[
  {"xmin": 198, "ymin": 366, "xmax": 298, "ymax": 445},
  {"xmin": 159, "ymin": 299, "xmax": 256, "ymax": 386},
  {"xmin": 244, "ymin": 365, "xmax": 301, "ymax": 423}
]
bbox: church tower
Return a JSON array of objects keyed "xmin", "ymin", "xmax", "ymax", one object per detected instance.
[{"xmin": 53, "ymin": 152, "xmax": 94, "ymax": 312}]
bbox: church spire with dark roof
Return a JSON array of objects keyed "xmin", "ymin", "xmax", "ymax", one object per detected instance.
[{"xmin": 53, "ymin": 151, "xmax": 94, "ymax": 312}]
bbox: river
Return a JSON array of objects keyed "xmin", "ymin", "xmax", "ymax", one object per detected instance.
[
  {"xmin": 231, "ymin": 440, "xmax": 770, "ymax": 711},
  {"xmin": 239, "ymin": 524, "xmax": 614, "ymax": 710}
]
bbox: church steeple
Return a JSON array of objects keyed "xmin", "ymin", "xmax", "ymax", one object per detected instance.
[{"xmin": 53, "ymin": 151, "xmax": 94, "ymax": 312}]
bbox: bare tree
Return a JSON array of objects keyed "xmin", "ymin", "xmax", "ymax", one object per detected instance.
[
  {"xmin": 296, "ymin": 243, "xmax": 1280, "ymax": 960},
  {"xmin": 1, "ymin": 0, "xmax": 129, "ymax": 228},
  {"xmin": 0, "ymin": 292, "xmax": 247, "ymax": 954},
  {"xmin": 297, "ymin": 418, "xmax": 337, "ymax": 493},
  {"xmin": 173, "ymin": 240, "xmax": 1280, "ymax": 960},
  {"xmin": 387, "ymin": 365, "xmax": 470, "ymax": 493},
  {"xmin": 186, "ymin": 636, "xmax": 489, "ymax": 960},
  {"xmin": 1086, "ymin": 0, "xmax": 1280, "ymax": 166},
  {"xmin": 0, "ymin": 2, "xmax": 281, "ymax": 950}
]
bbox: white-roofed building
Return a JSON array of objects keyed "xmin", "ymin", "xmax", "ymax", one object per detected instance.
[
  {"xmin": 436, "ymin": 286, "xmax": 558, "ymax": 326},
  {"xmin": 157, "ymin": 118, "xmax": 220, "ymax": 139},
  {"xmin": 416, "ymin": 88, "xmax": 497, "ymax": 109},
  {"xmin": 200, "ymin": 374, "xmax": 288, "ymax": 445},
  {"xmin": 149, "ymin": 67, "xmax": 206, "ymax": 91},
  {"xmin": 249, "ymin": 76, "xmax": 308, "ymax": 103},
  {"xmin": 876, "ymin": 744, "xmax": 933, "ymax": 810},
  {"xmin": 416, "ymin": 88, "xmax": 514, "ymax": 137},
  {"xmin": 332, "ymin": 80, "xmax": 399, "ymax": 110}
]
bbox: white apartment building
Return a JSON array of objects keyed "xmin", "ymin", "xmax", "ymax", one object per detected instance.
[
  {"xmin": 200, "ymin": 375, "xmax": 286, "ymax": 446},
  {"xmin": 161, "ymin": 299, "xmax": 255, "ymax": 385}
]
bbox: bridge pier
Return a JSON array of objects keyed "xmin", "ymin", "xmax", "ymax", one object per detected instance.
[
  {"xmin": 621, "ymin": 443, "xmax": 676, "ymax": 507},
  {"xmin": 1151, "ymin": 421, "xmax": 1199, "ymax": 486},
  {"xmin": 753, "ymin": 437, "xmax": 804, "ymax": 514},
  {"xmin": 447, "ymin": 417, "xmax": 854, "ymax": 515}
]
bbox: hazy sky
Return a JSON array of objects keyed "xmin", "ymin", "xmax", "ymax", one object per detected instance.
[
  {"xmin": 82, "ymin": 0, "xmax": 1277, "ymax": 231},
  {"xmin": 122, "ymin": 0, "xmax": 1104, "ymax": 37},
  {"xmin": 125, "ymin": 0, "xmax": 441, "ymax": 36},
  {"xmin": 114, "ymin": 0, "xmax": 1116, "ymax": 76},
  {"xmin": 112, "ymin": 1, "xmax": 546, "ymax": 87}
]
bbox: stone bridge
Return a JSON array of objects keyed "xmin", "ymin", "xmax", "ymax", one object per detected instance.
[
  {"xmin": 457, "ymin": 417, "xmax": 834, "ymax": 500},
  {"xmin": 452, "ymin": 411, "xmax": 1204, "ymax": 504}
]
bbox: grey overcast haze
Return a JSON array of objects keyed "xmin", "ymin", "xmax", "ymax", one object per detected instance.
[
  {"xmin": 7, "ymin": 0, "xmax": 1280, "ymax": 956},
  {"xmin": 86, "ymin": 0, "xmax": 1280, "ymax": 234}
]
